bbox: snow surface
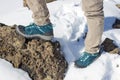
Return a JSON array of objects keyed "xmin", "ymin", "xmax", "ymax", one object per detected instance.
[{"xmin": 0, "ymin": 0, "xmax": 120, "ymax": 80}]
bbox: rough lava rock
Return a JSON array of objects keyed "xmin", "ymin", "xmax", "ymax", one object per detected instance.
[
  {"xmin": 101, "ymin": 38, "xmax": 120, "ymax": 54},
  {"xmin": 113, "ymin": 19, "xmax": 120, "ymax": 29},
  {"xmin": 116, "ymin": 4, "xmax": 120, "ymax": 9},
  {"xmin": 0, "ymin": 23, "xmax": 68, "ymax": 80}
]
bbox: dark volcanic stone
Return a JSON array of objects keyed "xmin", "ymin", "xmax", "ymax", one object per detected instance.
[
  {"xmin": 0, "ymin": 23, "xmax": 68, "ymax": 80},
  {"xmin": 113, "ymin": 19, "xmax": 120, "ymax": 29},
  {"xmin": 101, "ymin": 38, "xmax": 120, "ymax": 54},
  {"xmin": 116, "ymin": 4, "xmax": 120, "ymax": 9}
]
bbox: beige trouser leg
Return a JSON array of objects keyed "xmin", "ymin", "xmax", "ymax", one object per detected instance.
[
  {"xmin": 82, "ymin": 0, "xmax": 104, "ymax": 53},
  {"xmin": 25, "ymin": 0, "xmax": 51, "ymax": 26}
]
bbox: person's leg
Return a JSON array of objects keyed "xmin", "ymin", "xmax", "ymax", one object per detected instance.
[
  {"xmin": 84, "ymin": 0, "xmax": 104, "ymax": 53},
  {"xmin": 75, "ymin": 0, "xmax": 104, "ymax": 68},
  {"xmin": 16, "ymin": 0, "xmax": 53, "ymax": 40},
  {"xmin": 26, "ymin": 0, "xmax": 50, "ymax": 26}
]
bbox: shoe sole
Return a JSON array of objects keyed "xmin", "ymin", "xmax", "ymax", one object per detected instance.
[{"xmin": 16, "ymin": 26, "xmax": 53, "ymax": 40}]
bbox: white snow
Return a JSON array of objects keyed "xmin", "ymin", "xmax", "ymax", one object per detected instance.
[
  {"xmin": 0, "ymin": 59, "xmax": 31, "ymax": 80},
  {"xmin": 0, "ymin": 0, "xmax": 120, "ymax": 80}
]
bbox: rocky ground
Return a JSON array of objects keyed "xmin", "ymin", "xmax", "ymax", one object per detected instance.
[
  {"xmin": 0, "ymin": 23, "xmax": 68, "ymax": 80},
  {"xmin": 116, "ymin": 4, "xmax": 120, "ymax": 9},
  {"xmin": 0, "ymin": 19, "xmax": 120, "ymax": 80}
]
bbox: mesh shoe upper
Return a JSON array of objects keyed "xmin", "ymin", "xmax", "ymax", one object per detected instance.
[
  {"xmin": 75, "ymin": 51, "xmax": 101, "ymax": 68},
  {"xmin": 16, "ymin": 23, "xmax": 53, "ymax": 40}
]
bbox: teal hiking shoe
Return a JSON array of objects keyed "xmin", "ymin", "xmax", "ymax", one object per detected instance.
[
  {"xmin": 16, "ymin": 23, "xmax": 53, "ymax": 40},
  {"xmin": 75, "ymin": 48, "xmax": 103, "ymax": 68}
]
